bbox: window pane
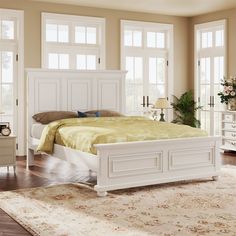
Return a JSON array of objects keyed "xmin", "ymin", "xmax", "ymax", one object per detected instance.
[
  {"xmin": 46, "ymin": 24, "xmax": 57, "ymax": 42},
  {"xmin": 87, "ymin": 55, "xmax": 96, "ymax": 70},
  {"xmin": 207, "ymin": 32, "xmax": 212, "ymax": 47},
  {"xmin": 133, "ymin": 31, "xmax": 142, "ymax": 47},
  {"xmin": 2, "ymin": 51, "xmax": 13, "ymax": 83},
  {"xmin": 202, "ymin": 31, "xmax": 212, "ymax": 48},
  {"xmin": 157, "ymin": 58, "xmax": 165, "ymax": 83},
  {"xmin": 75, "ymin": 26, "xmax": 85, "ymax": 43},
  {"xmin": 59, "ymin": 54, "xmax": 69, "ymax": 69},
  {"xmin": 1, "ymin": 84, "xmax": 13, "ymax": 114},
  {"xmin": 76, "ymin": 55, "xmax": 86, "ymax": 69},
  {"xmin": 157, "ymin": 85, "xmax": 165, "ymax": 97},
  {"xmin": 126, "ymin": 84, "xmax": 143, "ymax": 113},
  {"xmin": 214, "ymin": 56, "xmax": 224, "ymax": 83},
  {"xmin": 124, "ymin": 30, "xmax": 132, "ymax": 46},
  {"xmin": 58, "ymin": 25, "xmax": 69, "ymax": 43},
  {"xmin": 147, "ymin": 32, "xmax": 155, "ymax": 48},
  {"xmin": 156, "ymin": 32, "xmax": 165, "ymax": 48},
  {"xmin": 200, "ymin": 57, "xmax": 210, "ymax": 83},
  {"xmin": 87, "ymin": 27, "xmax": 96, "ymax": 44},
  {"xmin": 149, "ymin": 57, "xmax": 157, "ymax": 83},
  {"xmin": 215, "ymin": 30, "xmax": 224, "ymax": 47},
  {"xmin": 201, "ymin": 32, "xmax": 207, "ymax": 48},
  {"xmin": 134, "ymin": 57, "xmax": 143, "ymax": 82},
  {"xmin": 2, "ymin": 20, "xmax": 14, "ymax": 39},
  {"xmin": 126, "ymin": 57, "xmax": 134, "ymax": 81},
  {"xmin": 48, "ymin": 53, "xmax": 58, "ymax": 69}
]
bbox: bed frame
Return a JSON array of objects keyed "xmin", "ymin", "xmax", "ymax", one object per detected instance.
[{"xmin": 26, "ymin": 69, "xmax": 221, "ymax": 197}]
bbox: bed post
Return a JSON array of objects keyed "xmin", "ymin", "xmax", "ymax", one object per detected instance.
[
  {"xmin": 27, "ymin": 148, "xmax": 34, "ymax": 168},
  {"xmin": 94, "ymin": 149, "xmax": 108, "ymax": 197}
]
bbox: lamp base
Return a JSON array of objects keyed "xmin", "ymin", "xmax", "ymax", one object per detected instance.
[{"xmin": 159, "ymin": 111, "xmax": 165, "ymax": 122}]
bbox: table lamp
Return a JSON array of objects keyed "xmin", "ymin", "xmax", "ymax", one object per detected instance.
[{"xmin": 155, "ymin": 98, "xmax": 169, "ymax": 122}]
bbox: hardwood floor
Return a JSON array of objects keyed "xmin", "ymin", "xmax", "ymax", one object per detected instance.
[{"xmin": 0, "ymin": 152, "xmax": 235, "ymax": 235}]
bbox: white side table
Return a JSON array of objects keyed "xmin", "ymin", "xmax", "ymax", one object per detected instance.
[{"xmin": 0, "ymin": 136, "xmax": 16, "ymax": 173}]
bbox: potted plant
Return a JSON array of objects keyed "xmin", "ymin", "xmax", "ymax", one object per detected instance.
[
  {"xmin": 171, "ymin": 91, "xmax": 202, "ymax": 128},
  {"xmin": 218, "ymin": 77, "xmax": 236, "ymax": 110}
]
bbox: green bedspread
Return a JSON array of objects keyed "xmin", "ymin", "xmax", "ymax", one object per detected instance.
[{"xmin": 37, "ymin": 116, "xmax": 208, "ymax": 155}]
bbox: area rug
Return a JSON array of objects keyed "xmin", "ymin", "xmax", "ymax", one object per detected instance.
[{"xmin": 0, "ymin": 168, "xmax": 236, "ymax": 236}]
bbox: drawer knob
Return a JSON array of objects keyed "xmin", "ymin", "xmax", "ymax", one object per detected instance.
[
  {"xmin": 232, "ymin": 133, "xmax": 236, "ymax": 137},
  {"xmin": 231, "ymin": 142, "xmax": 236, "ymax": 145},
  {"xmin": 232, "ymin": 125, "xmax": 236, "ymax": 128}
]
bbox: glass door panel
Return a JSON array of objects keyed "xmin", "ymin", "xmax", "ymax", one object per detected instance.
[
  {"xmin": 148, "ymin": 56, "xmax": 167, "ymax": 120},
  {"xmin": 125, "ymin": 56, "xmax": 143, "ymax": 115},
  {"xmin": 198, "ymin": 55, "xmax": 225, "ymax": 135},
  {"xmin": 0, "ymin": 50, "xmax": 16, "ymax": 133},
  {"xmin": 199, "ymin": 57, "xmax": 212, "ymax": 134}
]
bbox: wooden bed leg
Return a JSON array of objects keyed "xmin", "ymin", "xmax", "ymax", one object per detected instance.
[
  {"xmin": 27, "ymin": 148, "xmax": 35, "ymax": 168},
  {"xmin": 96, "ymin": 191, "xmax": 107, "ymax": 197},
  {"xmin": 212, "ymin": 176, "xmax": 219, "ymax": 181}
]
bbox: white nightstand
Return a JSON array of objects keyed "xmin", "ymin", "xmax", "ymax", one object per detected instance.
[{"xmin": 0, "ymin": 136, "xmax": 16, "ymax": 173}]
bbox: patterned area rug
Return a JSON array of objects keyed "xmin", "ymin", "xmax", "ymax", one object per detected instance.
[{"xmin": 0, "ymin": 168, "xmax": 236, "ymax": 236}]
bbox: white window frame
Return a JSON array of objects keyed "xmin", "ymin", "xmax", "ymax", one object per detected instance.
[
  {"xmin": 41, "ymin": 12, "xmax": 106, "ymax": 69},
  {"xmin": 0, "ymin": 8, "xmax": 24, "ymax": 155},
  {"xmin": 120, "ymin": 20, "xmax": 174, "ymax": 118},
  {"xmin": 194, "ymin": 19, "xmax": 227, "ymax": 98},
  {"xmin": 194, "ymin": 19, "xmax": 227, "ymax": 135}
]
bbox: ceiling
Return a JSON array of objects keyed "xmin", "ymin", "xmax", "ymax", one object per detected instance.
[{"xmin": 33, "ymin": 0, "xmax": 236, "ymax": 17}]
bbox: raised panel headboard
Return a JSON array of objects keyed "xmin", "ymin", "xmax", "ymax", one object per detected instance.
[{"xmin": 26, "ymin": 69, "xmax": 126, "ymax": 129}]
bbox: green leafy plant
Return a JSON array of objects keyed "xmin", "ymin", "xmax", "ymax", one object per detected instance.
[{"xmin": 171, "ymin": 91, "xmax": 202, "ymax": 128}]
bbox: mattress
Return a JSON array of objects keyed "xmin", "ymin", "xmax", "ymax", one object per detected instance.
[
  {"xmin": 37, "ymin": 116, "xmax": 208, "ymax": 155},
  {"xmin": 31, "ymin": 123, "xmax": 47, "ymax": 139}
]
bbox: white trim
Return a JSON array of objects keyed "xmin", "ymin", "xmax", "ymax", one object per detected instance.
[
  {"xmin": 120, "ymin": 20, "xmax": 174, "ymax": 119},
  {"xmin": 0, "ymin": 8, "xmax": 24, "ymax": 156},
  {"xmin": 41, "ymin": 12, "xmax": 106, "ymax": 69}
]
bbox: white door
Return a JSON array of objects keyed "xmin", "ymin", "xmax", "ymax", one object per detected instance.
[
  {"xmin": 195, "ymin": 20, "xmax": 226, "ymax": 136},
  {"xmin": 0, "ymin": 16, "xmax": 18, "ymax": 137},
  {"xmin": 121, "ymin": 20, "xmax": 173, "ymax": 118},
  {"xmin": 0, "ymin": 49, "xmax": 17, "ymax": 133}
]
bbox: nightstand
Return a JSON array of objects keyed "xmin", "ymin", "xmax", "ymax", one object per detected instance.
[{"xmin": 0, "ymin": 136, "xmax": 16, "ymax": 173}]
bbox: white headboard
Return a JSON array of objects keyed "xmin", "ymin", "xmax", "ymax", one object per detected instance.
[{"xmin": 26, "ymin": 69, "xmax": 126, "ymax": 128}]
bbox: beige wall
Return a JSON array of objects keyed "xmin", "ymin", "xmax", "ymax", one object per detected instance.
[
  {"xmin": 189, "ymin": 8, "xmax": 236, "ymax": 89},
  {"xmin": 0, "ymin": 0, "xmax": 189, "ymax": 96}
]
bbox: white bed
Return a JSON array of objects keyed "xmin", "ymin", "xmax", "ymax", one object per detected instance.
[{"xmin": 26, "ymin": 69, "xmax": 221, "ymax": 197}]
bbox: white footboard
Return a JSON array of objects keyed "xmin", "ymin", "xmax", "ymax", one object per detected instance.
[{"xmin": 94, "ymin": 136, "xmax": 221, "ymax": 196}]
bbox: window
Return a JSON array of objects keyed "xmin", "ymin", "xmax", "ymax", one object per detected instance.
[
  {"xmin": 195, "ymin": 20, "xmax": 226, "ymax": 136},
  {"xmin": 121, "ymin": 20, "xmax": 173, "ymax": 118},
  {"xmin": 42, "ymin": 13, "xmax": 105, "ymax": 70}
]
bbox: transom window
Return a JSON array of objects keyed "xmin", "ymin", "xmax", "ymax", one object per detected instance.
[{"xmin": 42, "ymin": 13, "xmax": 105, "ymax": 70}]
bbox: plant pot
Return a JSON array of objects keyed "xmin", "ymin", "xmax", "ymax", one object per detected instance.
[{"xmin": 227, "ymin": 98, "xmax": 236, "ymax": 111}]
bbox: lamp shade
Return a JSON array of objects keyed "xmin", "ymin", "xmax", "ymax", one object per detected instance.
[{"xmin": 155, "ymin": 98, "xmax": 169, "ymax": 109}]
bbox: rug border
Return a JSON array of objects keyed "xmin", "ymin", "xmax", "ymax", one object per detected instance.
[{"xmin": 0, "ymin": 204, "xmax": 39, "ymax": 236}]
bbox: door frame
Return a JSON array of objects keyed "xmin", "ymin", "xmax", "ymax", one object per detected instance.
[
  {"xmin": 120, "ymin": 20, "xmax": 174, "ymax": 119},
  {"xmin": 0, "ymin": 9, "xmax": 24, "ymax": 155},
  {"xmin": 194, "ymin": 19, "xmax": 227, "ymax": 134}
]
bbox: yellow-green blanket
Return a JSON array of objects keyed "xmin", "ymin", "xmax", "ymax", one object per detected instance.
[{"xmin": 37, "ymin": 116, "xmax": 208, "ymax": 155}]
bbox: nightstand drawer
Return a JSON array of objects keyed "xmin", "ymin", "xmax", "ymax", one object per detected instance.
[
  {"xmin": 224, "ymin": 131, "xmax": 236, "ymax": 139},
  {"xmin": 223, "ymin": 139, "xmax": 236, "ymax": 150},
  {"xmin": 224, "ymin": 123, "xmax": 236, "ymax": 131},
  {"xmin": 224, "ymin": 114, "xmax": 234, "ymax": 122},
  {"xmin": 0, "ymin": 147, "xmax": 14, "ymax": 156},
  {"xmin": 0, "ymin": 138, "xmax": 15, "ymax": 147}
]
